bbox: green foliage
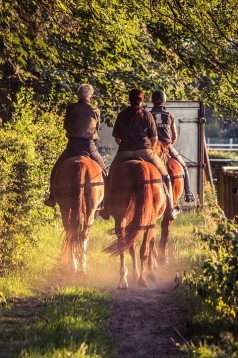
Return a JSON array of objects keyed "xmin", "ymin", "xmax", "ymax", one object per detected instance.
[
  {"xmin": 0, "ymin": 87, "xmax": 65, "ymax": 270},
  {"xmin": 180, "ymin": 185, "xmax": 238, "ymax": 355},
  {"xmin": 197, "ymin": 217, "xmax": 238, "ymax": 319},
  {"xmin": 0, "ymin": 0, "xmax": 165, "ymax": 124},
  {"xmin": 3, "ymin": 0, "xmax": 238, "ymax": 125},
  {"xmin": 149, "ymin": 0, "xmax": 238, "ymax": 118}
]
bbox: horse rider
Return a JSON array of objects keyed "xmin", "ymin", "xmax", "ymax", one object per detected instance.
[
  {"xmin": 44, "ymin": 83, "xmax": 107, "ymax": 208},
  {"xmin": 99, "ymin": 88, "xmax": 180, "ymax": 220},
  {"xmin": 150, "ymin": 90, "xmax": 195, "ymax": 203}
]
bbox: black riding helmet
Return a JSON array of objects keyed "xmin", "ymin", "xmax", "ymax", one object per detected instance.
[{"xmin": 152, "ymin": 90, "xmax": 166, "ymax": 104}]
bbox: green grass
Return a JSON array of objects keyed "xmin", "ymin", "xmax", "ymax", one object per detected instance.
[
  {"xmin": 0, "ymin": 287, "xmax": 115, "ymax": 358},
  {"xmin": 0, "ymin": 199, "xmax": 232, "ymax": 358},
  {"xmin": 208, "ymin": 150, "xmax": 238, "ymax": 160},
  {"xmin": 0, "ymin": 217, "xmax": 119, "ymax": 358}
]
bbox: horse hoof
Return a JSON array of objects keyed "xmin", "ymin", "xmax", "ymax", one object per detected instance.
[
  {"xmin": 118, "ymin": 279, "xmax": 128, "ymax": 290},
  {"xmin": 148, "ymin": 272, "xmax": 156, "ymax": 282},
  {"xmin": 73, "ymin": 270, "xmax": 86, "ymax": 278},
  {"xmin": 158, "ymin": 258, "xmax": 168, "ymax": 267},
  {"xmin": 138, "ymin": 278, "xmax": 149, "ymax": 288}
]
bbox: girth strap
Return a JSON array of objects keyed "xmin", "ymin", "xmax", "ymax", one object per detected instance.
[
  {"xmin": 143, "ymin": 179, "xmax": 163, "ymax": 184},
  {"xmin": 170, "ymin": 175, "xmax": 184, "ymax": 180},
  {"xmin": 78, "ymin": 181, "xmax": 104, "ymax": 188}
]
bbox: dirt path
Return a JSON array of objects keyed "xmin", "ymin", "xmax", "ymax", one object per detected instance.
[
  {"xmin": 48, "ymin": 260, "xmax": 188, "ymax": 357},
  {"xmin": 0, "ymin": 263, "xmax": 188, "ymax": 357},
  {"xmin": 107, "ymin": 276, "xmax": 186, "ymax": 358}
]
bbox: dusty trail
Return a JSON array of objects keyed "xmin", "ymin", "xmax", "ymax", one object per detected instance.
[
  {"xmin": 104, "ymin": 267, "xmax": 187, "ymax": 358},
  {"xmin": 107, "ymin": 284, "xmax": 186, "ymax": 358},
  {"xmin": 49, "ymin": 258, "xmax": 188, "ymax": 357},
  {"xmin": 0, "ymin": 261, "xmax": 187, "ymax": 357}
]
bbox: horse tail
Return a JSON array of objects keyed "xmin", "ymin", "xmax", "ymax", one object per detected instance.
[
  {"xmin": 104, "ymin": 163, "xmax": 156, "ymax": 256},
  {"xmin": 62, "ymin": 160, "xmax": 86, "ymax": 265}
]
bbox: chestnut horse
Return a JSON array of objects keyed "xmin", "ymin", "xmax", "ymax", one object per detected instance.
[
  {"xmin": 53, "ymin": 155, "xmax": 104, "ymax": 274},
  {"xmin": 153, "ymin": 142, "xmax": 184, "ymax": 264},
  {"xmin": 103, "ymin": 160, "xmax": 167, "ymax": 289}
]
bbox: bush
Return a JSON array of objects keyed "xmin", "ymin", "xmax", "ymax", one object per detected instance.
[{"xmin": 0, "ymin": 87, "xmax": 66, "ymax": 270}]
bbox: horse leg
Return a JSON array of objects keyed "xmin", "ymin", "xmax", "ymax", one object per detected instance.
[
  {"xmin": 118, "ymin": 251, "xmax": 129, "ymax": 290},
  {"xmin": 138, "ymin": 233, "xmax": 150, "ymax": 288},
  {"xmin": 158, "ymin": 213, "xmax": 172, "ymax": 266},
  {"xmin": 60, "ymin": 207, "xmax": 79, "ymax": 273},
  {"xmin": 77, "ymin": 228, "xmax": 88, "ymax": 275},
  {"xmin": 129, "ymin": 243, "xmax": 139, "ymax": 282},
  {"xmin": 116, "ymin": 220, "xmax": 129, "ymax": 290},
  {"xmin": 77, "ymin": 209, "xmax": 95, "ymax": 275},
  {"xmin": 148, "ymin": 235, "xmax": 158, "ymax": 282}
]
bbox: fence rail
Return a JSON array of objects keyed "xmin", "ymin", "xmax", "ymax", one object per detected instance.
[{"xmin": 207, "ymin": 138, "xmax": 238, "ymax": 151}]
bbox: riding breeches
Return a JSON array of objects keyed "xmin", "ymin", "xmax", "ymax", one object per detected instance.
[
  {"xmin": 168, "ymin": 145, "xmax": 187, "ymax": 169},
  {"xmin": 109, "ymin": 148, "xmax": 168, "ymax": 178}
]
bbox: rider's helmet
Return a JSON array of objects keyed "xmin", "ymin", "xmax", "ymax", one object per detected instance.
[{"xmin": 152, "ymin": 90, "xmax": 166, "ymax": 105}]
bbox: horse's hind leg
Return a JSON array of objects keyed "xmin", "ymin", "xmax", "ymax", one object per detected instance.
[
  {"xmin": 116, "ymin": 220, "xmax": 129, "ymax": 290},
  {"xmin": 158, "ymin": 214, "xmax": 172, "ymax": 266},
  {"xmin": 118, "ymin": 251, "xmax": 129, "ymax": 290},
  {"xmin": 148, "ymin": 235, "xmax": 158, "ymax": 282},
  {"xmin": 129, "ymin": 243, "xmax": 139, "ymax": 282},
  {"xmin": 78, "ymin": 210, "xmax": 95, "ymax": 275},
  {"xmin": 138, "ymin": 232, "xmax": 150, "ymax": 288}
]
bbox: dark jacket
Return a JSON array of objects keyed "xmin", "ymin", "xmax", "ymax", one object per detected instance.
[
  {"xmin": 150, "ymin": 105, "xmax": 175, "ymax": 144},
  {"xmin": 64, "ymin": 98, "xmax": 100, "ymax": 141},
  {"xmin": 112, "ymin": 106, "xmax": 157, "ymax": 151}
]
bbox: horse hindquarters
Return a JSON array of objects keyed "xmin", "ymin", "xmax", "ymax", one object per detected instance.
[
  {"xmin": 104, "ymin": 160, "xmax": 166, "ymax": 288},
  {"xmin": 54, "ymin": 157, "xmax": 103, "ymax": 274}
]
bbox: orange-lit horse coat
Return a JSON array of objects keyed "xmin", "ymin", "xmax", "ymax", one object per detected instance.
[
  {"xmin": 153, "ymin": 142, "xmax": 184, "ymax": 262},
  {"xmin": 104, "ymin": 159, "xmax": 167, "ymax": 289},
  {"xmin": 53, "ymin": 155, "xmax": 104, "ymax": 274}
]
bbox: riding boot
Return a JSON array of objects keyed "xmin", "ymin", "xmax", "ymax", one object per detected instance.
[
  {"xmin": 184, "ymin": 168, "xmax": 195, "ymax": 202},
  {"xmin": 99, "ymin": 173, "xmax": 111, "ymax": 220},
  {"xmin": 164, "ymin": 175, "xmax": 181, "ymax": 220},
  {"xmin": 44, "ymin": 193, "xmax": 56, "ymax": 208}
]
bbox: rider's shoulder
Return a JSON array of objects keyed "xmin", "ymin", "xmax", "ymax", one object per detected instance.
[
  {"xmin": 142, "ymin": 107, "xmax": 152, "ymax": 116},
  {"xmin": 66, "ymin": 102, "xmax": 77, "ymax": 109}
]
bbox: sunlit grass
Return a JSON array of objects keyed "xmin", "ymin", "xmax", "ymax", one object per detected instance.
[
  {"xmin": 0, "ymin": 223, "xmax": 63, "ymax": 298},
  {"xmin": 208, "ymin": 150, "xmax": 238, "ymax": 160},
  {"xmin": 0, "ymin": 287, "xmax": 116, "ymax": 358}
]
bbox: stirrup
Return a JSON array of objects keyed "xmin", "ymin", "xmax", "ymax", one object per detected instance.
[
  {"xmin": 184, "ymin": 192, "xmax": 195, "ymax": 202},
  {"xmin": 168, "ymin": 205, "xmax": 181, "ymax": 221}
]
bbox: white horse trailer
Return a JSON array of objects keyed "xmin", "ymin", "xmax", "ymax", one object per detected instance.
[{"xmin": 98, "ymin": 101, "xmax": 206, "ymax": 207}]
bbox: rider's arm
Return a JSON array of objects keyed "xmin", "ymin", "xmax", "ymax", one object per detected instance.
[
  {"xmin": 63, "ymin": 104, "xmax": 71, "ymax": 130},
  {"xmin": 115, "ymin": 137, "xmax": 121, "ymax": 145},
  {"xmin": 151, "ymin": 135, "xmax": 158, "ymax": 148},
  {"xmin": 171, "ymin": 122, "xmax": 177, "ymax": 144}
]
